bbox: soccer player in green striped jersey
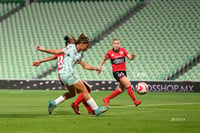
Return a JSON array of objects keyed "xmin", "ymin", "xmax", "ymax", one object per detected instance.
[{"xmin": 36, "ymin": 34, "xmax": 109, "ymax": 116}]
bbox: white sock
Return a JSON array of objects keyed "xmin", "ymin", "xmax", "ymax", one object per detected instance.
[
  {"xmin": 55, "ymin": 95, "xmax": 65, "ymax": 106},
  {"xmin": 86, "ymin": 98, "xmax": 98, "ymax": 111}
]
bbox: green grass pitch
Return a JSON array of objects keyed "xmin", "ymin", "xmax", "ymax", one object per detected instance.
[{"xmin": 0, "ymin": 90, "xmax": 199, "ymax": 133}]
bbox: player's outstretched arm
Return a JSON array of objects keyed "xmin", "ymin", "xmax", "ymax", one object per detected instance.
[
  {"xmin": 79, "ymin": 61, "xmax": 100, "ymax": 72},
  {"xmin": 32, "ymin": 55, "xmax": 56, "ymax": 66},
  {"xmin": 126, "ymin": 53, "xmax": 135, "ymax": 60},
  {"xmin": 98, "ymin": 58, "xmax": 107, "ymax": 74},
  {"xmin": 37, "ymin": 45, "xmax": 64, "ymax": 54}
]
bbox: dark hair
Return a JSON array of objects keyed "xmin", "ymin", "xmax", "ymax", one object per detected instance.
[
  {"xmin": 75, "ymin": 33, "xmax": 90, "ymax": 45},
  {"xmin": 68, "ymin": 34, "xmax": 77, "ymax": 44},
  {"xmin": 64, "ymin": 34, "xmax": 77, "ymax": 46},
  {"xmin": 64, "ymin": 36, "xmax": 70, "ymax": 46}
]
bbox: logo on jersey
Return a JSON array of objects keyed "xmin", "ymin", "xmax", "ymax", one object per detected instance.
[
  {"xmin": 118, "ymin": 72, "xmax": 124, "ymax": 78},
  {"xmin": 120, "ymin": 51, "xmax": 124, "ymax": 55},
  {"xmin": 118, "ymin": 73, "xmax": 121, "ymax": 77},
  {"xmin": 111, "ymin": 57, "xmax": 125, "ymax": 64},
  {"xmin": 111, "ymin": 54, "xmax": 114, "ymax": 56}
]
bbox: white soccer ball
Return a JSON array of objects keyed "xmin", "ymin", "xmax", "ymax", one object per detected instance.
[{"xmin": 136, "ymin": 82, "xmax": 149, "ymax": 95}]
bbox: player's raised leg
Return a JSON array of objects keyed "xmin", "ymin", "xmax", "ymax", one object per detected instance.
[
  {"xmin": 71, "ymin": 80, "xmax": 94, "ymax": 115},
  {"xmin": 103, "ymin": 89, "xmax": 122, "ymax": 106},
  {"xmin": 120, "ymin": 77, "xmax": 142, "ymax": 106},
  {"xmin": 48, "ymin": 84, "xmax": 76, "ymax": 115},
  {"xmin": 73, "ymin": 80, "xmax": 109, "ymax": 116}
]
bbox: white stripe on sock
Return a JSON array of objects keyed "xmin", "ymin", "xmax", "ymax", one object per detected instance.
[
  {"xmin": 55, "ymin": 95, "xmax": 65, "ymax": 106},
  {"xmin": 86, "ymin": 98, "xmax": 98, "ymax": 110}
]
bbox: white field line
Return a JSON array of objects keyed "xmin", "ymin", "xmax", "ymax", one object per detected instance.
[{"xmin": 110, "ymin": 102, "xmax": 200, "ymax": 108}]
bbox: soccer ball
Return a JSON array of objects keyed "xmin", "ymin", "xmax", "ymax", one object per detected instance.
[{"xmin": 136, "ymin": 82, "xmax": 149, "ymax": 95}]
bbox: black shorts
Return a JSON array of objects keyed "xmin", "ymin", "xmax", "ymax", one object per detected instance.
[{"xmin": 113, "ymin": 71, "xmax": 127, "ymax": 82}]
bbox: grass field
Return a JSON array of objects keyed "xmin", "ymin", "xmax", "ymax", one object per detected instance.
[{"xmin": 0, "ymin": 90, "xmax": 199, "ymax": 133}]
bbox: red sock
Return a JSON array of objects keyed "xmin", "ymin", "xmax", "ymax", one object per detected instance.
[
  {"xmin": 127, "ymin": 86, "xmax": 137, "ymax": 102},
  {"xmin": 74, "ymin": 93, "xmax": 84, "ymax": 106},
  {"xmin": 82, "ymin": 100, "xmax": 93, "ymax": 112},
  {"xmin": 106, "ymin": 89, "xmax": 122, "ymax": 100}
]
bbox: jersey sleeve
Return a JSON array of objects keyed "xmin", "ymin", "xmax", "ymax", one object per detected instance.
[
  {"xmin": 62, "ymin": 45, "xmax": 73, "ymax": 56},
  {"xmin": 55, "ymin": 54, "xmax": 64, "ymax": 58},
  {"xmin": 54, "ymin": 54, "xmax": 59, "ymax": 58},
  {"xmin": 55, "ymin": 48, "xmax": 66, "ymax": 58},
  {"xmin": 75, "ymin": 52, "xmax": 84, "ymax": 64},
  {"xmin": 104, "ymin": 51, "xmax": 110, "ymax": 59},
  {"xmin": 80, "ymin": 52, "xmax": 85, "ymax": 61},
  {"xmin": 122, "ymin": 47, "xmax": 129, "ymax": 56},
  {"xmin": 62, "ymin": 47, "xmax": 67, "ymax": 53}
]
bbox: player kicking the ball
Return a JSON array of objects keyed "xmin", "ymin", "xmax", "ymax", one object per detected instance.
[
  {"xmin": 33, "ymin": 34, "xmax": 94, "ymax": 115},
  {"xmin": 35, "ymin": 34, "xmax": 109, "ymax": 116},
  {"xmin": 98, "ymin": 38, "xmax": 141, "ymax": 107}
]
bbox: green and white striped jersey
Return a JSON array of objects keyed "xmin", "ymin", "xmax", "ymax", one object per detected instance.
[{"xmin": 59, "ymin": 44, "xmax": 84, "ymax": 74}]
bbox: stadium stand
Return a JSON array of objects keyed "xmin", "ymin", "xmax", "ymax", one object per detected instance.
[
  {"xmin": 0, "ymin": 0, "xmax": 199, "ymax": 81},
  {"xmin": 0, "ymin": 2, "xmax": 20, "ymax": 17},
  {"xmin": 0, "ymin": 0, "xmax": 140, "ymax": 79},
  {"xmin": 75, "ymin": 0, "xmax": 200, "ymax": 81},
  {"xmin": 177, "ymin": 63, "xmax": 200, "ymax": 81}
]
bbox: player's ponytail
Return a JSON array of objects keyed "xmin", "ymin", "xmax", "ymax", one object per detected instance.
[
  {"xmin": 64, "ymin": 34, "xmax": 77, "ymax": 46},
  {"xmin": 68, "ymin": 34, "xmax": 77, "ymax": 44},
  {"xmin": 64, "ymin": 36, "xmax": 70, "ymax": 46},
  {"xmin": 75, "ymin": 33, "xmax": 90, "ymax": 45}
]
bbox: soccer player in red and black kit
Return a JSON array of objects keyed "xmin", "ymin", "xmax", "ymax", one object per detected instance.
[{"xmin": 98, "ymin": 38, "xmax": 142, "ymax": 107}]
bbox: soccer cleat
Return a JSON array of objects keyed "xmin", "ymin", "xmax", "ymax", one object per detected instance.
[
  {"xmin": 94, "ymin": 106, "xmax": 109, "ymax": 116},
  {"xmin": 134, "ymin": 100, "xmax": 142, "ymax": 107},
  {"xmin": 103, "ymin": 98, "xmax": 109, "ymax": 106},
  {"xmin": 48, "ymin": 100, "xmax": 56, "ymax": 115},
  {"xmin": 71, "ymin": 103, "xmax": 81, "ymax": 115}
]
